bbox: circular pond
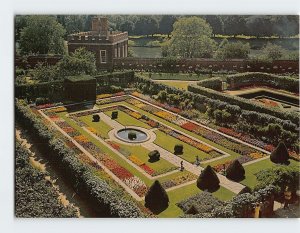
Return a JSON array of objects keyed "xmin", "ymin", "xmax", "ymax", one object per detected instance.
[{"xmin": 116, "ymin": 128, "xmax": 149, "ymax": 143}]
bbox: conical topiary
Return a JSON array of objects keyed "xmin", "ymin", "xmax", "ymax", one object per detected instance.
[
  {"xmin": 270, "ymin": 142, "xmax": 289, "ymax": 164},
  {"xmin": 226, "ymin": 159, "xmax": 245, "ymax": 181},
  {"xmin": 197, "ymin": 165, "xmax": 220, "ymax": 192},
  {"xmin": 145, "ymin": 180, "xmax": 169, "ymax": 213}
]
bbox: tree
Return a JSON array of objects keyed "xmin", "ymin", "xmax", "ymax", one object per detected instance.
[
  {"xmin": 58, "ymin": 47, "xmax": 96, "ymax": 77},
  {"xmin": 20, "ymin": 16, "xmax": 66, "ymax": 55},
  {"xmin": 134, "ymin": 16, "xmax": 158, "ymax": 36},
  {"xmin": 148, "ymin": 150, "xmax": 160, "ymax": 162},
  {"xmin": 203, "ymin": 15, "xmax": 224, "ymax": 36},
  {"xmin": 163, "ymin": 16, "xmax": 216, "ymax": 58},
  {"xmin": 159, "ymin": 15, "xmax": 177, "ymax": 37},
  {"xmin": 270, "ymin": 142, "xmax": 290, "ymax": 164},
  {"xmin": 215, "ymin": 40, "xmax": 250, "ymax": 59},
  {"xmin": 226, "ymin": 159, "xmax": 245, "ymax": 181},
  {"xmin": 261, "ymin": 43, "xmax": 284, "ymax": 61},
  {"xmin": 63, "ymin": 15, "xmax": 86, "ymax": 34},
  {"xmin": 29, "ymin": 63, "xmax": 60, "ymax": 82},
  {"xmin": 222, "ymin": 15, "xmax": 247, "ymax": 36},
  {"xmin": 144, "ymin": 180, "xmax": 169, "ymax": 213},
  {"xmin": 197, "ymin": 165, "xmax": 220, "ymax": 192}
]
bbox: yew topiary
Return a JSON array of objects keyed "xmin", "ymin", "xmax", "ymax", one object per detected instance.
[
  {"xmin": 148, "ymin": 150, "xmax": 160, "ymax": 162},
  {"xmin": 145, "ymin": 180, "xmax": 169, "ymax": 214},
  {"xmin": 226, "ymin": 159, "xmax": 245, "ymax": 181},
  {"xmin": 92, "ymin": 114, "xmax": 100, "ymax": 122},
  {"xmin": 197, "ymin": 165, "xmax": 220, "ymax": 192},
  {"xmin": 270, "ymin": 142, "xmax": 289, "ymax": 164},
  {"xmin": 174, "ymin": 144, "xmax": 183, "ymax": 155}
]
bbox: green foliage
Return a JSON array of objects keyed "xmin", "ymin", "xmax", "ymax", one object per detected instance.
[
  {"xmin": 111, "ymin": 111, "xmax": 118, "ymax": 119},
  {"xmin": 261, "ymin": 43, "xmax": 284, "ymax": 61},
  {"xmin": 145, "ymin": 180, "xmax": 169, "ymax": 213},
  {"xmin": 216, "ymin": 40, "xmax": 250, "ymax": 59},
  {"xmin": 270, "ymin": 142, "xmax": 290, "ymax": 164},
  {"xmin": 148, "ymin": 150, "xmax": 160, "ymax": 162},
  {"xmin": 163, "ymin": 17, "xmax": 217, "ymax": 58},
  {"xmin": 15, "ymin": 99, "xmax": 145, "ymax": 217},
  {"xmin": 29, "ymin": 63, "xmax": 60, "ymax": 82},
  {"xmin": 174, "ymin": 144, "xmax": 183, "ymax": 155},
  {"xmin": 92, "ymin": 114, "xmax": 100, "ymax": 122},
  {"xmin": 255, "ymin": 165, "xmax": 299, "ymax": 197},
  {"xmin": 197, "ymin": 77, "xmax": 223, "ymax": 91},
  {"xmin": 226, "ymin": 159, "xmax": 245, "ymax": 181},
  {"xmin": 128, "ymin": 131, "xmax": 137, "ymax": 140},
  {"xmin": 197, "ymin": 165, "xmax": 220, "ymax": 192},
  {"xmin": 20, "ymin": 16, "xmax": 66, "ymax": 55},
  {"xmin": 58, "ymin": 47, "xmax": 96, "ymax": 77},
  {"xmin": 15, "ymin": 140, "xmax": 78, "ymax": 217}
]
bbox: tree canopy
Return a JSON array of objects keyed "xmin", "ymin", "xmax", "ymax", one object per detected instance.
[
  {"xmin": 20, "ymin": 16, "xmax": 66, "ymax": 55},
  {"xmin": 163, "ymin": 16, "xmax": 216, "ymax": 58}
]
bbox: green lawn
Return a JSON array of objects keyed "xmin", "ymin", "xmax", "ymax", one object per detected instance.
[
  {"xmin": 155, "ymin": 80, "xmax": 194, "ymax": 90},
  {"xmin": 79, "ymin": 115, "xmax": 112, "ymax": 139},
  {"xmin": 154, "ymin": 130, "xmax": 211, "ymax": 163},
  {"xmin": 157, "ymin": 183, "xmax": 235, "ymax": 218},
  {"xmin": 241, "ymin": 158, "xmax": 300, "ymax": 188},
  {"xmin": 98, "ymin": 101, "xmax": 241, "ymax": 161},
  {"xmin": 104, "ymin": 110, "xmax": 151, "ymax": 129},
  {"xmin": 113, "ymin": 141, "xmax": 178, "ymax": 172}
]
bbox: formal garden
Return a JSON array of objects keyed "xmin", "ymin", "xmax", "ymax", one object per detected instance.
[{"xmin": 14, "ymin": 14, "xmax": 299, "ymax": 218}]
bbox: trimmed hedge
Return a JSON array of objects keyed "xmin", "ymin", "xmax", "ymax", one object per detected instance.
[
  {"xmin": 227, "ymin": 72, "xmax": 299, "ymax": 93},
  {"xmin": 15, "ymin": 99, "xmax": 145, "ymax": 218},
  {"xmin": 270, "ymin": 142, "xmax": 290, "ymax": 164},
  {"xmin": 226, "ymin": 159, "xmax": 245, "ymax": 181},
  {"xmin": 15, "ymin": 140, "xmax": 78, "ymax": 218},
  {"xmin": 197, "ymin": 77, "xmax": 223, "ymax": 91},
  {"xmin": 145, "ymin": 180, "xmax": 169, "ymax": 213},
  {"xmin": 188, "ymin": 83, "xmax": 298, "ymax": 125}
]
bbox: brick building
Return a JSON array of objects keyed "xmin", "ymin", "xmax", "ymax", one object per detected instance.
[{"xmin": 67, "ymin": 17, "xmax": 128, "ymax": 70}]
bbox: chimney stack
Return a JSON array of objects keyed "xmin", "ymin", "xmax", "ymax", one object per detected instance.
[
  {"xmin": 92, "ymin": 17, "xmax": 100, "ymax": 32},
  {"xmin": 99, "ymin": 17, "xmax": 108, "ymax": 37}
]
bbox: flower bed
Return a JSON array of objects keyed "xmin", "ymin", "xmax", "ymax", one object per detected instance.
[
  {"xmin": 128, "ymin": 155, "xmax": 145, "ymax": 166},
  {"xmin": 161, "ymin": 173, "xmax": 197, "ymax": 189},
  {"xmin": 140, "ymin": 164, "xmax": 155, "ymax": 176}
]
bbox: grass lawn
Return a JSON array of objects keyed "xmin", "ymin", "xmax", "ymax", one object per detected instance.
[
  {"xmin": 79, "ymin": 115, "xmax": 112, "ymax": 139},
  {"xmin": 154, "ymin": 80, "xmax": 195, "ymax": 90},
  {"xmin": 98, "ymin": 101, "xmax": 241, "ymax": 161},
  {"xmin": 113, "ymin": 141, "xmax": 178, "ymax": 172},
  {"xmin": 154, "ymin": 130, "xmax": 211, "ymax": 163},
  {"xmin": 103, "ymin": 110, "xmax": 151, "ymax": 129},
  {"xmin": 157, "ymin": 183, "xmax": 235, "ymax": 218},
  {"xmin": 241, "ymin": 158, "xmax": 300, "ymax": 189}
]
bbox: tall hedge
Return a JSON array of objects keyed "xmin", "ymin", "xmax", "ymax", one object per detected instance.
[{"xmin": 15, "ymin": 99, "xmax": 145, "ymax": 218}]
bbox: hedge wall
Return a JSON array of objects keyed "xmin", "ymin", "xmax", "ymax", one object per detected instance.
[
  {"xmin": 15, "ymin": 99, "xmax": 145, "ymax": 218},
  {"xmin": 197, "ymin": 77, "xmax": 223, "ymax": 91},
  {"xmin": 188, "ymin": 84, "xmax": 299, "ymax": 125},
  {"xmin": 227, "ymin": 72, "xmax": 299, "ymax": 93},
  {"xmin": 15, "ymin": 139, "xmax": 78, "ymax": 218}
]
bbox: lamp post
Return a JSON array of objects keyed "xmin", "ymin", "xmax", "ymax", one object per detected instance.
[{"xmin": 284, "ymin": 186, "xmax": 292, "ymax": 209}]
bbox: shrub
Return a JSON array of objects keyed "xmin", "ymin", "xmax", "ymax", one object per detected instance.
[
  {"xmin": 148, "ymin": 150, "xmax": 160, "ymax": 162},
  {"xmin": 174, "ymin": 144, "xmax": 183, "ymax": 155},
  {"xmin": 197, "ymin": 165, "xmax": 220, "ymax": 192},
  {"xmin": 92, "ymin": 114, "xmax": 100, "ymax": 122},
  {"xmin": 238, "ymin": 186, "xmax": 252, "ymax": 195},
  {"xmin": 35, "ymin": 97, "xmax": 49, "ymax": 106},
  {"xmin": 111, "ymin": 111, "xmax": 118, "ymax": 119},
  {"xmin": 128, "ymin": 131, "xmax": 137, "ymax": 140},
  {"xmin": 226, "ymin": 159, "xmax": 245, "ymax": 181},
  {"xmin": 145, "ymin": 180, "xmax": 169, "ymax": 214},
  {"xmin": 270, "ymin": 142, "xmax": 289, "ymax": 164}
]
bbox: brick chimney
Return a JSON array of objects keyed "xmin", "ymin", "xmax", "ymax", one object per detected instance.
[
  {"xmin": 99, "ymin": 17, "xmax": 108, "ymax": 37},
  {"xmin": 92, "ymin": 17, "xmax": 100, "ymax": 32}
]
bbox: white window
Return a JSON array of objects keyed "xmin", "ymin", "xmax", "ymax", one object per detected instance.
[
  {"xmin": 115, "ymin": 48, "xmax": 118, "ymax": 58},
  {"xmin": 100, "ymin": 50, "xmax": 107, "ymax": 63},
  {"xmin": 125, "ymin": 44, "xmax": 127, "ymax": 57},
  {"xmin": 118, "ymin": 47, "xmax": 121, "ymax": 58}
]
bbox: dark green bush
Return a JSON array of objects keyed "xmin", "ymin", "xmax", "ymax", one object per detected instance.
[
  {"xmin": 226, "ymin": 159, "xmax": 245, "ymax": 181},
  {"xmin": 174, "ymin": 144, "xmax": 183, "ymax": 155},
  {"xmin": 197, "ymin": 165, "xmax": 220, "ymax": 192},
  {"xmin": 111, "ymin": 111, "xmax": 118, "ymax": 119},
  {"xmin": 270, "ymin": 142, "xmax": 290, "ymax": 164},
  {"xmin": 92, "ymin": 114, "xmax": 100, "ymax": 122},
  {"xmin": 128, "ymin": 131, "xmax": 137, "ymax": 140},
  {"xmin": 145, "ymin": 180, "xmax": 169, "ymax": 214},
  {"xmin": 148, "ymin": 150, "xmax": 160, "ymax": 162}
]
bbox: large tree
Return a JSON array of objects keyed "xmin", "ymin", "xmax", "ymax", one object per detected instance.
[
  {"xmin": 159, "ymin": 15, "xmax": 177, "ymax": 37},
  {"xmin": 203, "ymin": 15, "xmax": 224, "ymax": 37},
  {"xmin": 20, "ymin": 16, "xmax": 66, "ymax": 55},
  {"xmin": 58, "ymin": 47, "xmax": 96, "ymax": 77},
  {"xmin": 164, "ymin": 16, "xmax": 216, "ymax": 58}
]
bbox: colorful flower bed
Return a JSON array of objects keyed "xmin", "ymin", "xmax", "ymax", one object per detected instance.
[
  {"xmin": 128, "ymin": 155, "xmax": 145, "ymax": 166},
  {"xmin": 161, "ymin": 173, "xmax": 197, "ymax": 190}
]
